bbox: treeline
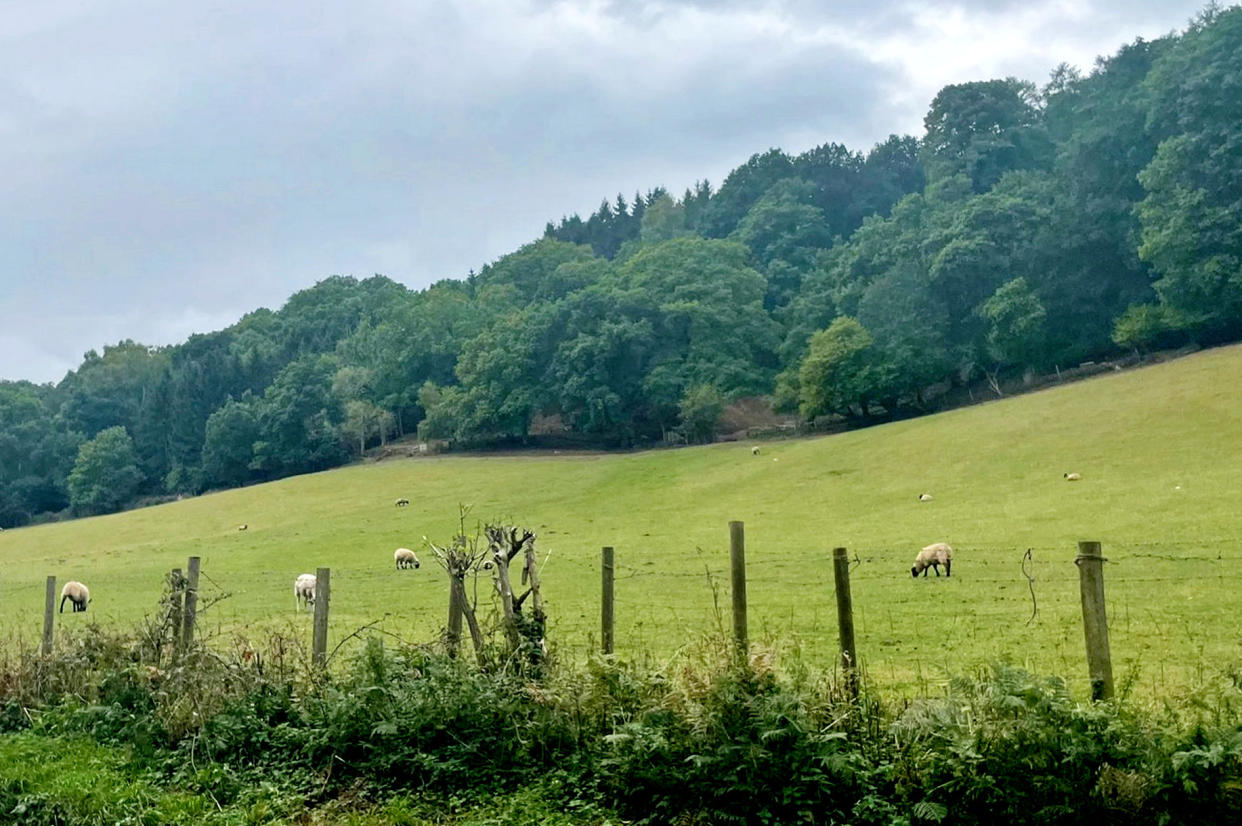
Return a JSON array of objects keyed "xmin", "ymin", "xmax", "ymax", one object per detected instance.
[{"xmin": 3, "ymin": 7, "xmax": 1241, "ymax": 527}]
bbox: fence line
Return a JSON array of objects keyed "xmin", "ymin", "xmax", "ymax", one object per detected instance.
[{"xmin": 6, "ymin": 529, "xmax": 1241, "ymax": 691}]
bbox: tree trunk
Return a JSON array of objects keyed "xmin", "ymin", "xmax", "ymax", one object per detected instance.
[
  {"xmin": 986, "ymin": 370, "xmax": 1004, "ymax": 398},
  {"xmin": 524, "ymin": 540, "xmax": 544, "ymax": 620},
  {"xmin": 492, "ymin": 546, "xmax": 521, "ymax": 652},
  {"xmin": 453, "ymin": 575, "xmax": 486, "ymax": 666}
]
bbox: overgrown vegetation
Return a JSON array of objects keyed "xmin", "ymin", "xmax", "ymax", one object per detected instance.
[
  {"xmin": 3, "ymin": 6, "xmax": 1242, "ymax": 526},
  {"xmin": 2, "ymin": 616, "xmax": 1241, "ymax": 825}
]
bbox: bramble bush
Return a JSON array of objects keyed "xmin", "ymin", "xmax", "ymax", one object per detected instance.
[{"xmin": 1, "ymin": 618, "xmax": 1241, "ymax": 824}]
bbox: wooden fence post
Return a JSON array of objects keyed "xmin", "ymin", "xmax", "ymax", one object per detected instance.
[
  {"xmin": 729, "ymin": 521, "xmax": 748, "ymax": 659},
  {"xmin": 312, "ymin": 567, "xmax": 331, "ymax": 669},
  {"xmin": 181, "ymin": 556, "xmax": 200, "ymax": 649},
  {"xmin": 1076, "ymin": 541, "xmax": 1114, "ymax": 701},
  {"xmin": 832, "ymin": 547, "xmax": 859, "ymax": 698},
  {"xmin": 42, "ymin": 576, "xmax": 56, "ymax": 656},
  {"xmin": 169, "ymin": 568, "xmax": 183, "ymax": 654},
  {"xmin": 601, "ymin": 546, "xmax": 615, "ymax": 655},
  {"xmin": 446, "ymin": 573, "xmax": 463, "ymax": 658}
]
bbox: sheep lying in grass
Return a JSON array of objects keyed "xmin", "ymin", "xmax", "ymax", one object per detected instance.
[
  {"xmin": 912, "ymin": 542, "xmax": 953, "ymax": 578},
  {"xmin": 1064, "ymin": 472, "xmax": 1082, "ymax": 481},
  {"xmin": 294, "ymin": 573, "xmax": 317, "ymax": 611},
  {"xmin": 60, "ymin": 581, "xmax": 90, "ymax": 613},
  {"xmin": 918, "ymin": 493, "xmax": 933, "ymax": 502},
  {"xmin": 395, "ymin": 497, "xmax": 410, "ymax": 507},
  {"xmin": 238, "ymin": 524, "xmax": 248, "ymax": 531},
  {"xmin": 394, "ymin": 548, "xmax": 420, "ymax": 569}
]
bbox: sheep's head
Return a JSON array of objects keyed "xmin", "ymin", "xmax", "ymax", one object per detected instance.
[{"xmin": 911, "ymin": 565, "xmax": 920, "ymax": 578}]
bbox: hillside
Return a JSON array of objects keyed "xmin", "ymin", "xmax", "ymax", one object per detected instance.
[{"xmin": 2, "ymin": 344, "xmax": 1241, "ymax": 697}]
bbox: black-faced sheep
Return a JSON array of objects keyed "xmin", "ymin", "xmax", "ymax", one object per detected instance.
[
  {"xmin": 395, "ymin": 498, "xmax": 410, "ymax": 507},
  {"xmin": 918, "ymin": 493, "xmax": 933, "ymax": 502},
  {"xmin": 59, "ymin": 580, "xmax": 90, "ymax": 613},
  {"xmin": 294, "ymin": 573, "xmax": 317, "ymax": 611},
  {"xmin": 1064, "ymin": 472, "xmax": 1081, "ymax": 481},
  {"xmin": 394, "ymin": 548, "xmax": 420, "ymax": 569},
  {"xmin": 751, "ymin": 446, "xmax": 760, "ymax": 456},
  {"xmin": 912, "ymin": 542, "xmax": 953, "ymax": 578},
  {"xmin": 238, "ymin": 524, "xmax": 248, "ymax": 531}
]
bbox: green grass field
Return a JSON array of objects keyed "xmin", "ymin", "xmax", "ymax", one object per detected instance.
[{"xmin": 3, "ymin": 345, "xmax": 1241, "ymax": 698}]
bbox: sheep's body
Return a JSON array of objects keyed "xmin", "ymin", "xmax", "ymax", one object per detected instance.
[
  {"xmin": 912, "ymin": 543, "xmax": 953, "ymax": 578},
  {"xmin": 1064, "ymin": 472, "xmax": 1082, "ymax": 481},
  {"xmin": 918, "ymin": 493, "xmax": 933, "ymax": 502},
  {"xmin": 60, "ymin": 581, "xmax": 90, "ymax": 613},
  {"xmin": 751, "ymin": 446, "xmax": 760, "ymax": 456},
  {"xmin": 294, "ymin": 573, "xmax": 317, "ymax": 611},
  {"xmin": 394, "ymin": 548, "xmax": 420, "ymax": 569},
  {"xmin": 395, "ymin": 498, "xmax": 410, "ymax": 507}
]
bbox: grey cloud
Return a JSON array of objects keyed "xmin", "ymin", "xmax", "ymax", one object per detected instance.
[{"xmin": 0, "ymin": 0, "xmax": 1218, "ymax": 382}]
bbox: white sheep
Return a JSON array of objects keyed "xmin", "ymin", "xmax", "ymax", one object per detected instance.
[
  {"xmin": 59, "ymin": 581, "xmax": 90, "ymax": 613},
  {"xmin": 294, "ymin": 573, "xmax": 317, "ymax": 612},
  {"xmin": 751, "ymin": 446, "xmax": 760, "ymax": 456},
  {"xmin": 395, "ymin": 498, "xmax": 410, "ymax": 507},
  {"xmin": 238, "ymin": 524, "xmax": 248, "ymax": 531},
  {"xmin": 918, "ymin": 493, "xmax": 933, "ymax": 502},
  {"xmin": 912, "ymin": 542, "xmax": 953, "ymax": 578},
  {"xmin": 1064, "ymin": 472, "xmax": 1082, "ymax": 481},
  {"xmin": 394, "ymin": 548, "xmax": 421, "ymax": 570}
]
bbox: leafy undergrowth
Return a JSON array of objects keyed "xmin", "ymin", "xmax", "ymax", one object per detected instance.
[
  {"xmin": 2, "ymin": 624, "xmax": 1242, "ymax": 825},
  {"xmin": 0, "ymin": 736, "xmax": 611, "ymax": 826},
  {"xmin": 0, "ymin": 734, "xmax": 222, "ymax": 825}
]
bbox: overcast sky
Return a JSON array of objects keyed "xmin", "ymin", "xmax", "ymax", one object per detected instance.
[{"xmin": 0, "ymin": 0, "xmax": 1214, "ymax": 383}]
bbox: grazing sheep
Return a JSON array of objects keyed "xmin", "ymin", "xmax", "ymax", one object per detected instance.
[
  {"xmin": 751, "ymin": 446, "xmax": 760, "ymax": 456},
  {"xmin": 59, "ymin": 580, "xmax": 90, "ymax": 613},
  {"xmin": 395, "ymin": 498, "xmax": 410, "ymax": 507},
  {"xmin": 238, "ymin": 524, "xmax": 248, "ymax": 531},
  {"xmin": 1064, "ymin": 472, "xmax": 1082, "ymax": 481},
  {"xmin": 918, "ymin": 493, "xmax": 933, "ymax": 502},
  {"xmin": 911, "ymin": 542, "xmax": 953, "ymax": 578},
  {"xmin": 294, "ymin": 573, "xmax": 317, "ymax": 612},
  {"xmin": 394, "ymin": 548, "xmax": 421, "ymax": 570}
]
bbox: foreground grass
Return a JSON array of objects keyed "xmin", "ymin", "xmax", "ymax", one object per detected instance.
[
  {"xmin": 0, "ymin": 734, "xmax": 220, "ymax": 824},
  {"xmin": 2, "ymin": 345, "xmax": 1241, "ymax": 697},
  {"xmin": 0, "ymin": 734, "xmax": 614, "ymax": 825}
]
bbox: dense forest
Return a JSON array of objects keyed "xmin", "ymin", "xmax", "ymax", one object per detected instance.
[{"xmin": 2, "ymin": 7, "xmax": 1240, "ymax": 527}]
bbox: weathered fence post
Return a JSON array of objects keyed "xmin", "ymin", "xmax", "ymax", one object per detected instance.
[
  {"xmin": 1076, "ymin": 541, "xmax": 1114, "ymax": 701},
  {"xmin": 181, "ymin": 556, "xmax": 200, "ymax": 649},
  {"xmin": 312, "ymin": 566, "xmax": 331, "ymax": 669},
  {"xmin": 729, "ymin": 521, "xmax": 748, "ymax": 659},
  {"xmin": 832, "ymin": 547, "xmax": 859, "ymax": 698},
  {"xmin": 169, "ymin": 567, "xmax": 184, "ymax": 654},
  {"xmin": 601, "ymin": 546, "xmax": 615, "ymax": 655},
  {"xmin": 42, "ymin": 576, "xmax": 56, "ymax": 655},
  {"xmin": 446, "ymin": 573, "xmax": 463, "ymax": 658}
]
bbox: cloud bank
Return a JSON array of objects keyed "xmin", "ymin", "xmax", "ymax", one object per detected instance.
[{"xmin": 0, "ymin": 0, "xmax": 1209, "ymax": 381}]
